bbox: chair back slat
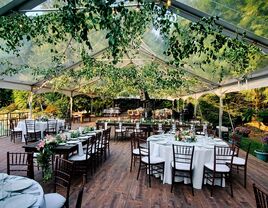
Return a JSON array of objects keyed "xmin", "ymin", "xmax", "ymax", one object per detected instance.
[
  {"xmin": 172, "ymin": 145, "xmax": 194, "ymax": 167},
  {"xmin": 253, "ymin": 183, "xmax": 268, "ymax": 208},
  {"xmin": 214, "ymin": 146, "xmax": 235, "ymax": 166},
  {"xmin": 25, "ymin": 120, "xmax": 36, "ymax": 132},
  {"xmin": 137, "ymin": 137, "xmax": 149, "ymax": 158},
  {"xmin": 95, "ymin": 131, "xmax": 102, "ymax": 149},
  {"xmin": 54, "ymin": 156, "xmax": 73, "ymax": 204},
  {"xmin": 7, "ymin": 152, "xmax": 34, "ymax": 179},
  {"xmin": 46, "ymin": 120, "xmax": 57, "ymax": 134}
]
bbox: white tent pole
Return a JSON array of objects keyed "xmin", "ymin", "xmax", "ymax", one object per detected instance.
[
  {"xmin": 29, "ymin": 91, "xmax": 33, "ymax": 119},
  {"xmin": 70, "ymin": 92, "xmax": 73, "ymax": 121},
  {"xmin": 219, "ymin": 94, "xmax": 223, "ymax": 139},
  {"xmin": 194, "ymin": 95, "xmax": 198, "ymax": 118}
]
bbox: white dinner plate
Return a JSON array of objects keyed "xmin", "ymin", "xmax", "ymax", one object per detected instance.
[
  {"xmin": 86, "ymin": 132, "xmax": 96, "ymax": 136},
  {"xmin": 0, "ymin": 191, "xmax": 8, "ymax": 200},
  {"xmin": 148, "ymin": 137, "xmax": 165, "ymax": 141},
  {"xmin": 0, "ymin": 173, "xmax": 8, "ymax": 181},
  {"xmin": 2, "ymin": 194, "xmax": 37, "ymax": 208},
  {"xmin": 3, "ymin": 180, "xmax": 32, "ymax": 192},
  {"xmin": 156, "ymin": 141, "xmax": 168, "ymax": 145},
  {"xmin": 58, "ymin": 143, "xmax": 66, "ymax": 146},
  {"xmin": 78, "ymin": 136, "xmax": 88, "ymax": 140},
  {"xmin": 67, "ymin": 141, "xmax": 79, "ymax": 144}
]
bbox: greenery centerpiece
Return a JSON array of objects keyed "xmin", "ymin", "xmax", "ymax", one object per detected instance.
[
  {"xmin": 36, "ymin": 134, "xmax": 66, "ymax": 181},
  {"xmin": 83, "ymin": 126, "xmax": 95, "ymax": 133},
  {"xmin": 70, "ymin": 130, "xmax": 80, "ymax": 138},
  {"xmin": 254, "ymin": 136, "xmax": 268, "ymax": 162}
]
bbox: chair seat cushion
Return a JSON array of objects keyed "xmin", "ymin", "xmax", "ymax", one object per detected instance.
[
  {"xmin": 69, "ymin": 154, "xmax": 89, "ymax": 161},
  {"xmin": 44, "ymin": 193, "xmax": 66, "ymax": 208},
  {"xmin": 27, "ymin": 130, "xmax": 41, "ymax": 133},
  {"xmin": 230, "ymin": 156, "xmax": 245, "ymax": 166},
  {"xmin": 133, "ymin": 148, "xmax": 140, "ymax": 155},
  {"xmin": 33, "ymin": 152, "xmax": 40, "ymax": 158},
  {"xmin": 13, "ymin": 127, "xmax": 22, "ymax": 132},
  {"xmin": 141, "ymin": 156, "xmax": 165, "ymax": 164},
  {"xmin": 133, "ymin": 148, "xmax": 147, "ymax": 156},
  {"xmin": 204, "ymin": 162, "xmax": 230, "ymax": 172},
  {"xmin": 115, "ymin": 128, "xmax": 126, "ymax": 133},
  {"xmin": 171, "ymin": 161, "xmax": 192, "ymax": 171}
]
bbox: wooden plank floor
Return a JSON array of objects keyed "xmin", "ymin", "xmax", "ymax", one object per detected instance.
[{"xmin": 0, "ymin": 137, "xmax": 268, "ymax": 208}]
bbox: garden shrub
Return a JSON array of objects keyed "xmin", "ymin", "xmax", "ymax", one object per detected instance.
[
  {"xmin": 199, "ymin": 100, "xmax": 231, "ymax": 127},
  {"xmin": 240, "ymin": 137, "xmax": 262, "ymax": 156},
  {"xmin": 257, "ymin": 109, "xmax": 268, "ymax": 125}
]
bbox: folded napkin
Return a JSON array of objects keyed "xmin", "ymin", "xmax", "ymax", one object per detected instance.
[{"xmin": 77, "ymin": 142, "xmax": 84, "ymax": 156}]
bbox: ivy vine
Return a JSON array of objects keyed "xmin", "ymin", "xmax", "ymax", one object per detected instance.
[{"xmin": 0, "ymin": 0, "xmax": 265, "ymax": 98}]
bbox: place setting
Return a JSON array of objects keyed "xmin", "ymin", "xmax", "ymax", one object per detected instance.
[{"xmin": 0, "ymin": 174, "xmax": 38, "ymax": 208}]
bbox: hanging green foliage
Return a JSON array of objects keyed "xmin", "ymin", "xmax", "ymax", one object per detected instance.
[{"xmin": 0, "ymin": 1, "xmax": 266, "ymax": 98}]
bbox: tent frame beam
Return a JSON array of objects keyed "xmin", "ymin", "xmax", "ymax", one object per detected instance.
[{"xmin": 169, "ymin": 1, "xmax": 268, "ymax": 53}]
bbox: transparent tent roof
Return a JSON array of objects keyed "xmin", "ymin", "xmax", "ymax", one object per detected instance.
[
  {"xmin": 0, "ymin": 0, "xmax": 268, "ymax": 99},
  {"xmin": 0, "ymin": 0, "xmax": 13, "ymax": 8},
  {"xmin": 175, "ymin": 0, "xmax": 268, "ymax": 39}
]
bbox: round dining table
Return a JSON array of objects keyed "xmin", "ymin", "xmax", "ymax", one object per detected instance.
[
  {"xmin": 147, "ymin": 134, "xmax": 229, "ymax": 189},
  {"xmin": 0, "ymin": 173, "xmax": 45, "ymax": 208}
]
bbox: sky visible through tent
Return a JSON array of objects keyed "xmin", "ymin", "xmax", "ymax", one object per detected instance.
[
  {"xmin": 0, "ymin": 0, "xmax": 13, "ymax": 8},
  {"xmin": 175, "ymin": 0, "xmax": 268, "ymax": 39}
]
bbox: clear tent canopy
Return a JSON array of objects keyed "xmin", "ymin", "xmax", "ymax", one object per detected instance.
[{"xmin": 0, "ymin": 0, "xmax": 268, "ymax": 100}]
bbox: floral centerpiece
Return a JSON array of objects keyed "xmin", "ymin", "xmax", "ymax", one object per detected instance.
[
  {"xmin": 254, "ymin": 135, "xmax": 268, "ymax": 162},
  {"xmin": 175, "ymin": 130, "xmax": 196, "ymax": 142},
  {"xmin": 36, "ymin": 134, "xmax": 66, "ymax": 181},
  {"xmin": 37, "ymin": 116, "xmax": 49, "ymax": 122}
]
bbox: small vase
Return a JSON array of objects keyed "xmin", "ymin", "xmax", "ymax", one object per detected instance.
[{"xmin": 254, "ymin": 150, "xmax": 268, "ymax": 162}]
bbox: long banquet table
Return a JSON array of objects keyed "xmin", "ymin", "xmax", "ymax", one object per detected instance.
[
  {"xmin": 17, "ymin": 119, "xmax": 65, "ymax": 142},
  {"xmin": 147, "ymin": 134, "xmax": 229, "ymax": 189},
  {"xmin": 22, "ymin": 132, "xmax": 100, "ymax": 159},
  {"xmin": 0, "ymin": 173, "xmax": 45, "ymax": 208}
]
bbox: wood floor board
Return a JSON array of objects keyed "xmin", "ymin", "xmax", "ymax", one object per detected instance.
[{"xmin": 1, "ymin": 137, "xmax": 268, "ymax": 207}]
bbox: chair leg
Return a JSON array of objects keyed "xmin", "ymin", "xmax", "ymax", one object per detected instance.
[
  {"xmin": 108, "ymin": 143, "xmax": 110, "ymax": 156},
  {"xmin": 190, "ymin": 171, "xmax": 194, "ymax": 196},
  {"xmin": 148, "ymin": 165, "xmax": 151, "ymax": 188},
  {"xmin": 171, "ymin": 168, "xmax": 175, "ymax": 193},
  {"xmin": 11, "ymin": 133, "xmax": 14, "ymax": 143},
  {"xmin": 130, "ymin": 155, "xmax": 133, "ymax": 172},
  {"xmin": 221, "ymin": 173, "xmax": 223, "ymax": 187},
  {"xmin": 202, "ymin": 168, "xmax": 206, "ymax": 188},
  {"xmin": 210, "ymin": 173, "xmax": 215, "ymax": 197},
  {"xmin": 229, "ymin": 173, "xmax": 233, "ymax": 197},
  {"xmin": 244, "ymin": 166, "xmax": 247, "ymax": 188},
  {"xmin": 137, "ymin": 161, "xmax": 141, "ymax": 180}
]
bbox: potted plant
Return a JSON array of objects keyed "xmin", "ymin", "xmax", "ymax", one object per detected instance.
[{"xmin": 254, "ymin": 136, "xmax": 268, "ymax": 162}]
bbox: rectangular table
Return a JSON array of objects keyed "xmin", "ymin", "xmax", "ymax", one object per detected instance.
[{"xmin": 22, "ymin": 139, "xmax": 88, "ymax": 158}]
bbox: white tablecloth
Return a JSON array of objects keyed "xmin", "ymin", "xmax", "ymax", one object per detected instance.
[
  {"xmin": 103, "ymin": 108, "xmax": 120, "ymax": 115},
  {"xmin": 0, "ymin": 174, "xmax": 45, "ymax": 208},
  {"xmin": 17, "ymin": 120, "xmax": 65, "ymax": 142},
  {"xmin": 147, "ymin": 134, "xmax": 229, "ymax": 189}
]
